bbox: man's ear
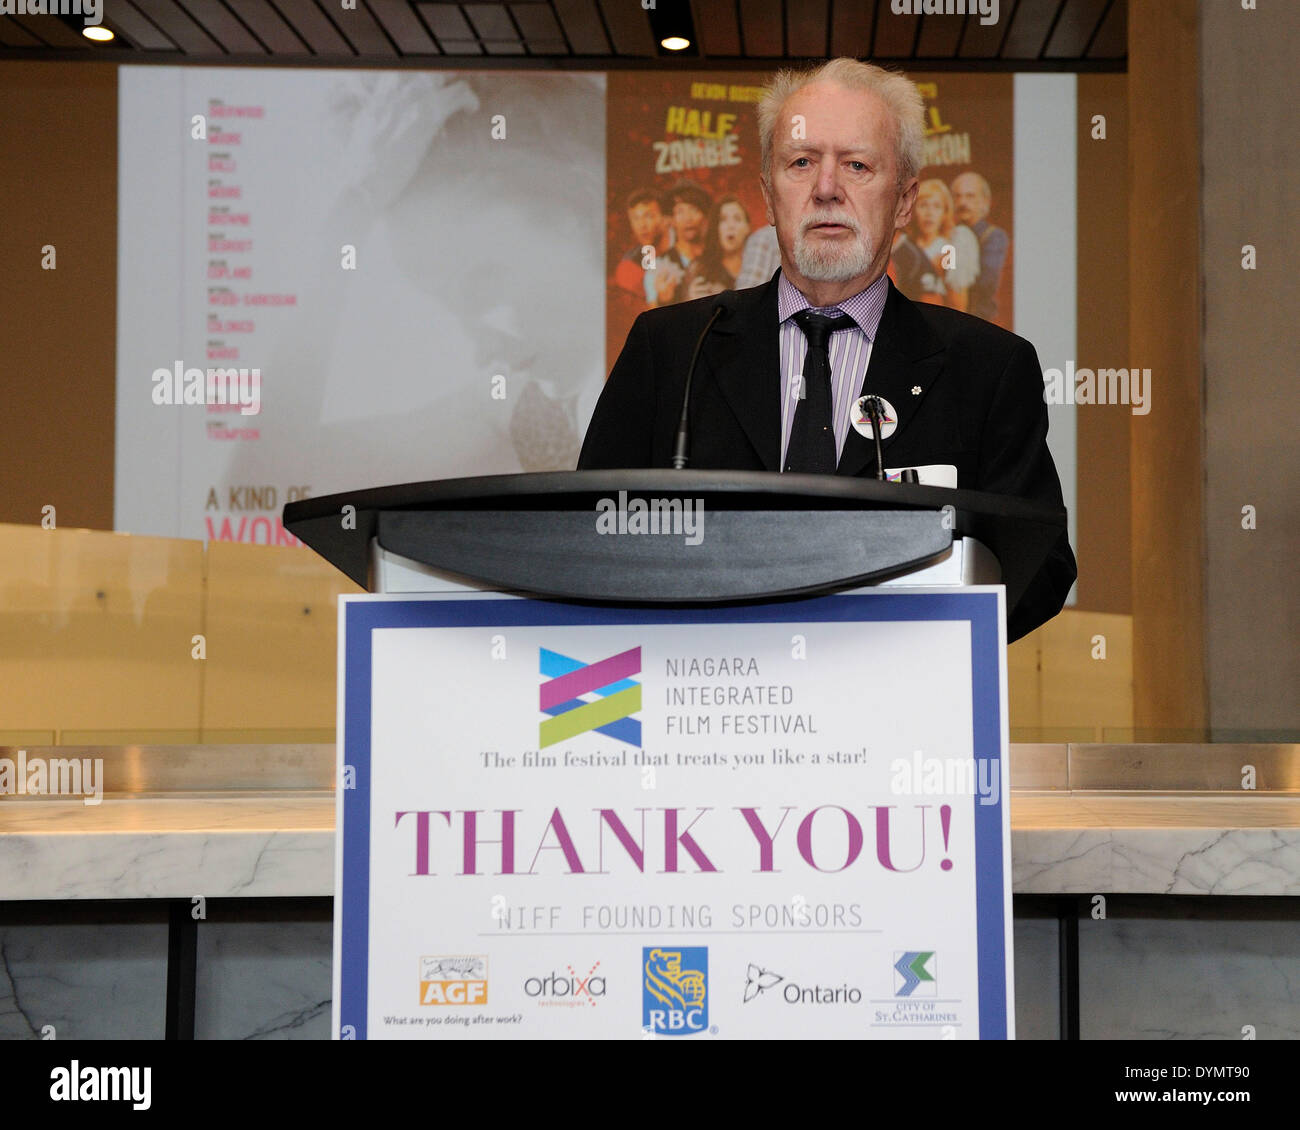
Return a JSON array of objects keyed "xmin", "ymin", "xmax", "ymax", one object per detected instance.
[
  {"xmin": 895, "ymin": 177, "xmax": 919, "ymax": 230},
  {"xmin": 760, "ymin": 176, "xmax": 776, "ymax": 228}
]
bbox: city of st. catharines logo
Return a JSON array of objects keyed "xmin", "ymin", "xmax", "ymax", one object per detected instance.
[
  {"xmin": 539, "ymin": 646, "xmax": 642, "ymax": 748},
  {"xmin": 643, "ymin": 947, "xmax": 708, "ymax": 1035},
  {"xmin": 894, "ymin": 951, "xmax": 937, "ymax": 997}
]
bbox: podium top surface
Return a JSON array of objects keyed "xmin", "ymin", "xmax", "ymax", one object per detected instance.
[
  {"xmin": 284, "ymin": 468, "xmax": 1065, "ymax": 522},
  {"xmin": 283, "ymin": 470, "xmax": 1066, "ymax": 610}
]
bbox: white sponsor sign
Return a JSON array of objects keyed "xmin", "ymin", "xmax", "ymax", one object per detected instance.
[{"xmin": 334, "ymin": 589, "xmax": 1012, "ymax": 1039}]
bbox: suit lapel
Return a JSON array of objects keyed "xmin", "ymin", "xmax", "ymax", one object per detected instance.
[
  {"xmin": 837, "ymin": 280, "xmax": 946, "ymax": 477},
  {"xmin": 702, "ymin": 272, "xmax": 783, "ymax": 471}
]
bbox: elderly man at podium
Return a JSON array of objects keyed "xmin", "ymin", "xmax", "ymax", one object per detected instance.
[{"xmin": 578, "ymin": 57, "xmax": 1076, "ymax": 641}]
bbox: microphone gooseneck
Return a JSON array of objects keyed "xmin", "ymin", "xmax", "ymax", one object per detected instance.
[
  {"xmin": 671, "ymin": 298, "xmax": 730, "ymax": 470},
  {"xmin": 865, "ymin": 396, "xmax": 887, "ymax": 481}
]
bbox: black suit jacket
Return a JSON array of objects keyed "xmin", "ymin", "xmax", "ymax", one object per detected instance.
[{"xmin": 578, "ymin": 270, "xmax": 1077, "ymax": 640}]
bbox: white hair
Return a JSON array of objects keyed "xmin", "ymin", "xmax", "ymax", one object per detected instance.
[{"xmin": 757, "ymin": 58, "xmax": 925, "ymax": 190}]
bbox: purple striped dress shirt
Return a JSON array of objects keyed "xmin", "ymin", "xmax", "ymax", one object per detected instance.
[{"xmin": 777, "ymin": 271, "xmax": 889, "ymax": 470}]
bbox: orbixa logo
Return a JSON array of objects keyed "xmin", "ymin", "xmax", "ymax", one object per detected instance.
[
  {"xmin": 595, "ymin": 490, "xmax": 704, "ymax": 545},
  {"xmin": 151, "ymin": 361, "xmax": 261, "ymax": 415},
  {"xmin": 539, "ymin": 647, "xmax": 642, "ymax": 748}
]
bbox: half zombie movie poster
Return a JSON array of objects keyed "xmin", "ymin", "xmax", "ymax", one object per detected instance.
[
  {"xmin": 603, "ymin": 70, "xmax": 1015, "ymax": 377},
  {"xmin": 605, "ymin": 71, "xmax": 770, "ymax": 376}
]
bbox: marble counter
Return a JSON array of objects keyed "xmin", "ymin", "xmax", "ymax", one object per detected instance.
[
  {"xmin": 0, "ymin": 795, "xmax": 335, "ymax": 900},
  {"xmin": 3, "ymin": 791, "xmax": 1299, "ymax": 900}
]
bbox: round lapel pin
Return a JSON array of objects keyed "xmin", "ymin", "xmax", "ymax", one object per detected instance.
[{"xmin": 851, "ymin": 394, "xmax": 898, "ymax": 440}]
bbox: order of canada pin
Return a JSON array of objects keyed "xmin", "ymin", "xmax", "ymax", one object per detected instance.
[{"xmin": 851, "ymin": 394, "xmax": 898, "ymax": 439}]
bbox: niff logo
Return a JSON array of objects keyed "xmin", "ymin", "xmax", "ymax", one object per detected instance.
[
  {"xmin": 419, "ymin": 955, "xmax": 488, "ymax": 1006},
  {"xmin": 643, "ymin": 946, "xmax": 708, "ymax": 1036},
  {"xmin": 893, "ymin": 951, "xmax": 937, "ymax": 997},
  {"xmin": 539, "ymin": 646, "xmax": 642, "ymax": 749},
  {"xmin": 524, "ymin": 962, "xmax": 605, "ymax": 1007}
]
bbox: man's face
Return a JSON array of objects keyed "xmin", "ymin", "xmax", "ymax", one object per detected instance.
[
  {"xmin": 760, "ymin": 81, "xmax": 917, "ymax": 288},
  {"xmin": 628, "ymin": 201, "xmax": 664, "ymax": 246},
  {"xmin": 672, "ymin": 200, "xmax": 706, "ymax": 242},
  {"xmin": 951, "ymin": 174, "xmax": 989, "ymax": 226}
]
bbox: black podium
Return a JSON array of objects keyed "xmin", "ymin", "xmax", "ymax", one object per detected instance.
[{"xmin": 284, "ymin": 470, "xmax": 1065, "ymax": 623}]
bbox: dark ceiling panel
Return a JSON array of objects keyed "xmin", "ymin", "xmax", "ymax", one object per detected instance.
[
  {"xmin": 12, "ymin": 14, "xmax": 92, "ymax": 47},
  {"xmin": 738, "ymin": 0, "xmax": 782, "ymax": 57},
  {"xmin": 268, "ymin": 0, "xmax": 352, "ymax": 55},
  {"xmin": 416, "ymin": 1, "xmax": 483, "ymax": 52},
  {"xmin": 596, "ymin": 0, "xmax": 654, "ymax": 56},
  {"xmin": 511, "ymin": 2, "xmax": 566, "ymax": 51},
  {"xmin": 786, "ymin": 0, "xmax": 829, "ymax": 59},
  {"xmin": 223, "ymin": 0, "xmax": 309, "ymax": 55},
  {"xmin": 369, "ymin": 0, "xmax": 440, "ymax": 53},
  {"xmin": 829, "ymin": 0, "xmax": 875, "ymax": 59},
  {"xmin": 129, "ymin": 0, "xmax": 222, "ymax": 53},
  {"xmin": 1000, "ymin": 0, "xmax": 1063, "ymax": 59},
  {"xmin": 915, "ymin": 12, "xmax": 965, "ymax": 58},
  {"xmin": 102, "ymin": 2, "xmax": 180, "ymax": 50},
  {"xmin": 1044, "ymin": 0, "xmax": 1108, "ymax": 57},
  {"xmin": 331, "ymin": 2, "xmax": 398, "ymax": 55},
  {"xmin": 552, "ymin": 0, "xmax": 611, "ymax": 55},
  {"xmin": 871, "ymin": 3, "xmax": 917, "ymax": 58},
  {"xmin": 418, "ymin": 2, "xmax": 475, "ymax": 40},
  {"xmin": 1087, "ymin": 0, "xmax": 1124, "ymax": 59},
  {"xmin": 0, "ymin": 17, "xmax": 43, "ymax": 47},
  {"xmin": 0, "ymin": 0, "xmax": 1125, "ymax": 65},
  {"xmin": 465, "ymin": 2, "xmax": 518, "ymax": 40},
  {"xmin": 693, "ymin": 0, "xmax": 742, "ymax": 57},
  {"xmin": 177, "ymin": 0, "xmax": 266, "ymax": 54},
  {"xmin": 958, "ymin": 0, "xmax": 1015, "ymax": 57}
]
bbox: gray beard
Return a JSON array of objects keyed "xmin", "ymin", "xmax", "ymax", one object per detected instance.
[{"xmin": 792, "ymin": 229, "xmax": 876, "ymax": 283}]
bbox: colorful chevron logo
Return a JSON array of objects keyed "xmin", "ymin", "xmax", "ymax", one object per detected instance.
[
  {"xmin": 539, "ymin": 647, "xmax": 642, "ymax": 748},
  {"xmin": 893, "ymin": 951, "xmax": 936, "ymax": 997}
]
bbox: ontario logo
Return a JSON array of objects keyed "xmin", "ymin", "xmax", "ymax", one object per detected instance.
[
  {"xmin": 419, "ymin": 955, "xmax": 488, "ymax": 1005},
  {"xmin": 893, "ymin": 951, "xmax": 937, "ymax": 997},
  {"xmin": 539, "ymin": 646, "xmax": 641, "ymax": 748},
  {"xmin": 642, "ymin": 946, "xmax": 708, "ymax": 1035}
]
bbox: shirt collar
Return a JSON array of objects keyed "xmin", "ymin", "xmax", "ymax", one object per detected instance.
[{"xmin": 777, "ymin": 270, "xmax": 889, "ymax": 341}]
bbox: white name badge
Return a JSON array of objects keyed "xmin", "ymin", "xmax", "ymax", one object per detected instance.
[{"xmin": 884, "ymin": 464, "xmax": 958, "ymax": 488}]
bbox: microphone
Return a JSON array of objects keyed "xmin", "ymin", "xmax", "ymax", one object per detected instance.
[
  {"xmin": 864, "ymin": 396, "xmax": 887, "ymax": 482},
  {"xmin": 671, "ymin": 294, "xmax": 735, "ymax": 470}
]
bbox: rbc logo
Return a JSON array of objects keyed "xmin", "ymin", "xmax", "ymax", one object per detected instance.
[{"xmin": 642, "ymin": 947, "xmax": 708, "ymax": 1035}]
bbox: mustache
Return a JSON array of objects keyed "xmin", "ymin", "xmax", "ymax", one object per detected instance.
[{"xmin": 799, "ymin": 212, "xmax": 860, "ymax": 235}]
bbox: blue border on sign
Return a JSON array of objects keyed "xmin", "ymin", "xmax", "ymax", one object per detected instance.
[{"xmin": 338, "ymin": 591, "xmax": 1006, "ymax": 1040}]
